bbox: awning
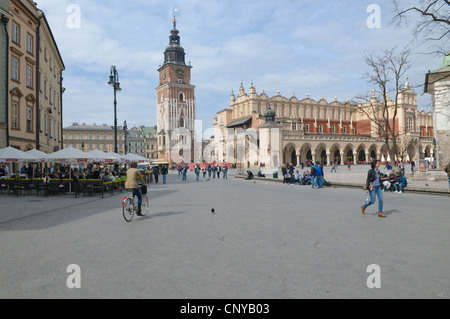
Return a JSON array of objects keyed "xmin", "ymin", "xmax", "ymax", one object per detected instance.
[{"xmin": 226, "ymin": 116, "xmax": 252, "ymax": 128}]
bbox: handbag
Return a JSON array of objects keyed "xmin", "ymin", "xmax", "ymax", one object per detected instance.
[{"xmin": 140, "ymin": 185, "xmax": 147, "ymax": 195}]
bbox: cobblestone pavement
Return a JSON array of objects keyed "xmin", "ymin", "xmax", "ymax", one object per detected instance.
[{"xmin": 0, "ymin": 171, "xmax": 449, "ymax": 298}]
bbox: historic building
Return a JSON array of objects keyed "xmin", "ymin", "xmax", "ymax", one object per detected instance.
[
  {"xmin": 141, "ymin": 125, "xmax": 158, "ymax": 160},
  {"xmin": 213, "ymin": 81, "xmax": 434, "ymax": 168},
  {"xmin": 63, "ymin": 122, "xmax": 126, "ymax": 154},
  {"xmin": 7, "ymin": 0, "xmax": 39, "ymax": 151},
  {"xmin": 156, "ymin": 14, "xmax": 196, "ymax": 164},
  {"xmin": 36, "ymin": 11, "xmax": 65, "ymax": 153},
  {"xmin": 0, "ymin": 0, "xmax": 63, "ymax": 152},
  {"xmin": 0, "ymin": 0, "xmax": 11, "ymax": 149},
  {"xmin": 63, "ymin": 123, "xmax": 158, "ymax": 160}
]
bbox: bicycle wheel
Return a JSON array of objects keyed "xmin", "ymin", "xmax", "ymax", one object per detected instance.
[
  {"xmin": 140, "ymin": 195, "xmax": 149, "ymax": 216},
  {"xmin": 122, "ymin": 198, "xmax": 134, "ymax": 222}
]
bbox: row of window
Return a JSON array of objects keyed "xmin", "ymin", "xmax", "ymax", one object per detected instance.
[
  {"xmin": 12, "ymin": 22, "xmax": 33, "ymax": 54},
  {"xmin": 10, "ymin": 103, "xmax": 32, "ymax": 131},
  {"xmin": 11, "ymin": 101, "xmax": 60, "ymax": 140},
  {"xmin": 300, "ymin": 123, "xmax": 354, "ymax": 134}
]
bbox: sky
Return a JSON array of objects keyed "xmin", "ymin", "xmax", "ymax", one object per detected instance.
[{"xmin": 37, "ymin": 0, "xmax": 446, "ymax": 134}]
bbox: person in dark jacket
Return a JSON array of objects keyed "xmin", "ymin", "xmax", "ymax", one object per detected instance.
[
  {"xmin": 161, "ymin": 165, "xmax": 168, "ymax": 184},
  {"xmin": 361, "ymin": 159, "xmax": 386, "ymax": 218}
]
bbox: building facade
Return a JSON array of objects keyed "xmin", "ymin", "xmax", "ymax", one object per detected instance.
[
  {"xmin": 141, "ymin": 125, "xmax": 158, "ymax": 160},
  {"xmin": 63, "ymin": 122, "xmax": 126, "ymax": 154},
  {"xmin": 36, "ymin": 12, "xmax": 65, "ymax": 153},
  {"xmin": 213, "ymin": 81, "xmax": 434, "ymax": 168},
  {"xmin": 0, "ymin": 0, "xmax": 63, "ymax": 152},
  {"xmin": 156, "ymin": 14, "xmax": 196, "ymax": 164},
  {"xmin": 7, "ymin": 0, "xmax": 38, "ymax": 151},
  {"xmin": 0, "ymin": 0, "xmax": 11, "ymax": 149}
]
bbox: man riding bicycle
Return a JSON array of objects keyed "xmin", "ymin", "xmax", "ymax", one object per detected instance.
[{"xmin": 125, "ymin": 161, "xmax": 147, "ymax": 216}]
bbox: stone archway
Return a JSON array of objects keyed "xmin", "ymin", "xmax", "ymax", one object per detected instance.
[
  {"xmin": 283, "ymin": 143, "xmax": 297, "ymax": 166},
  {"xmin": 299, "ymin": 143, "xmax": 313, "ymax": 166},
  {"xmin": 329, "ymin": 143, "xmax": 342, "ymax": 164}
]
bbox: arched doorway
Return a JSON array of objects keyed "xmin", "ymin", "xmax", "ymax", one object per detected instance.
[
  {"xmin": 291, "ymin": 150, "xmax": 297, "ymax": 166},
  {"xmin": 358, "ymin": 150, "xmax": 366, "ymax": 163},
  {"xmin": 346, "ymin": 150, "xmax": 354, "ymax": 163}
]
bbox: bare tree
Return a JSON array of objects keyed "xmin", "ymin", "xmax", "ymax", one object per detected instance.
[
  {"xmin": 354, "ymin": 47, "xmax": 412, "ymax": 164},
  {"xmin": 392, "ymin": 0, "xmax": 450, "ymax": 56}
]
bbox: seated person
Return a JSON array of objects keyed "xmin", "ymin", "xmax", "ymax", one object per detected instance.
[
  {"xmin": 301, "ymin": 171, "xmax": 311, "ymax": 185},
  {"xmin": 380, "ymin": 173, "xmax": 390, "ymax": 191},
  {"xmin": 398, "ymin": 175, "xmax": 407, "ymax": 193},
  {"xmin": 257, "ymin": 170, "xmax": 265, "ymax": 177},
  {"xmin": 389, "ymin": 174, "xmax": 399, "ymax": 192},
  {"xmin": 292, "ymin": 170, "xmax": 302, "ymax": 184},
  {"xmin": 284, "ymin": 172, "xmax": 292, "ymax": 183},
  {"xmin": 245, "ymin": 170, "xmax": 254, "ymax": 180}
]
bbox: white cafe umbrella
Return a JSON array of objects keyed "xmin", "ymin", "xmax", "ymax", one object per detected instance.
[
  {"xmin": 26, "ymin": 148, "xmax": 49, "ymax": 163},
  {"xmin": 106, "ymin": 151, "xmax": 125, "ymax": 163},
  {"xmin": 0, "ymin": 146, "xmax": 38, "ymax": 163},
  {"xmin": 86, "ymin": 150, "xmax": 117, "ymax": 163},
  {"xmin": 124, "ymin": 153, "xmax": 147, "ymax": 163},
  {"xmin": 46, "ymin": 146, "xmax": 92, "ymax": 164}
]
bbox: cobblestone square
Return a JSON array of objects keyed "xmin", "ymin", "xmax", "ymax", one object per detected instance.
[{"xmin": 0, "ymin": 170, "xmax": 449, "ymax": 299}]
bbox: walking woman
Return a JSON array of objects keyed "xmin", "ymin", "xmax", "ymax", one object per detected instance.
[{"xmin": 361, "ymin": 159, "xmax": 387, "ymax": 218}]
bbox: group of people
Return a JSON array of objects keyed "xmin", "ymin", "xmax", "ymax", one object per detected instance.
[
  {"xmin": 281, "ymin": 162, "xmax": 327, "ymax": 188},
  {"xmin": 177, "ymin": 164, "xmax": 229, "ymax": 181},
  {"xmin": 152, "ymin": 165, "xmax": 169, "ymax": 184}
]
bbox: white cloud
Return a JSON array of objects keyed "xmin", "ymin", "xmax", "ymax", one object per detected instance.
[{"xmin": 35, "ymin": 0, "xmax": 443, "ymax": 130}]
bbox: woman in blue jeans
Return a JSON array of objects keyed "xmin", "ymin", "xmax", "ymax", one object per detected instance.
[{"xmin": 361, "ymin": 159, "xmax": 387, "ymax": 218}]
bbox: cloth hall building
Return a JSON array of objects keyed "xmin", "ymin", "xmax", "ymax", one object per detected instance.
[{"xmin": 213, "ymin": 81, "xmax": 434, "ymax": 168}]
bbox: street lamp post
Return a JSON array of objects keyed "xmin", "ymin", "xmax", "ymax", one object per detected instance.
[
  {"xmin": 108, "ymin": 66, "xmax": 122, "ymax": 153},
  {"xmin": 123, "ymin": 120, "xmax": 128, "ymax": 154}
]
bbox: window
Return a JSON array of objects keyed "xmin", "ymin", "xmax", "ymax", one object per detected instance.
[
  {"xmin": 44, "ymin": 114, "xmax": 48, "ymax": 135},
  {"xmin": 26, "ymin": 66, "xmax": 32, "ymax": 87},
  {"xmin": 179, "ymin": 92, "xmax": 184, "ymax": 101},
  {"xmin": 342, "ymin": 126, "xmax": 347, "ymax": 134},
  {"xmin": 27, "ymin": 34, "xmax": 33, "ymax": 54},
  {"xmin": 292, "ymin": 122, "xmax": 297, "ymax": 131},
  {"xmin": 407, "ymin": 116, "xmax": 414, "ymax": 132},
  {"xmin": 318, "ymin": 124, "xmax": 323, "ymax": 134},
  {"xmin": 11, "ymin": 103, "xmax": 18, "ymax": 129},
  {"xmin": 179, "ymin": 117, "xmax": 184, "ymax": 128},
  {"xmin": 331, "ymin": 125, "xmax": 335, "ymax": 134},
  {"xmin": 26, "ymin": 107, "xmax": 32, "ymax": 131},
  {"xmin": 12, "ymin": 22, "xmax": 19, "ymax": 44},
  {"xmin": 11, "ymin": 57, "xmax": 19, "ymax": 81},
  {"xmin": 305, "ymin": 124, "xmax": 309, "ymax": 133}
]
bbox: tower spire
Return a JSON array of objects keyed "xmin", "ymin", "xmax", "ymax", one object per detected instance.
[{"xmin": 173, "ymin": 8, "xmax": 177, "ymax": 28}]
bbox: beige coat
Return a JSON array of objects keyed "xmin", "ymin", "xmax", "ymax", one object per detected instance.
[{"xmin": 125, "ymin": 168, "xmax": 144, "ymax": 189}]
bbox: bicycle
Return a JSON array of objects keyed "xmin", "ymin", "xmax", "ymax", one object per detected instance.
[{"xmin": 122, "ymin": 185, "xmax": 149, "ymax": 222}]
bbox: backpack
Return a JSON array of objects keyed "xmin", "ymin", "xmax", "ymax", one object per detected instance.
[{"xmin": 311, "ymin": 166, "xmax": 316, "ymax": 175}]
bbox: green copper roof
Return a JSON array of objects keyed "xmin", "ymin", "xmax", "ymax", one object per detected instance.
[{"xmin": 431, "ymin": 51, "xmax": 450, "ymax": 73}]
